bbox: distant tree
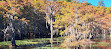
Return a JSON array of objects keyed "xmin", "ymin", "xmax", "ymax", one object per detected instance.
[{"xmin": 98, "ymin": 0, "xmax": 105, "ymax": 6}]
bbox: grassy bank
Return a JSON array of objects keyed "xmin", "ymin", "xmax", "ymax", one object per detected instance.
[{"xmin": 0, "ymin": 37, "xmax": 65, "ymax": 48}]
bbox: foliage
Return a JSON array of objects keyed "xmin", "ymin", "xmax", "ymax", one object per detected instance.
[
  {"xmin": 98, "ymin": 0, "xmax": 105, "ymax": 7},
  {"xmin": 51, "ymin": 0, "xmax": 111, "ymax": 48},
  {"xmin": 0, "ymin": 0, "xmax": 111, "ymax": 48}
]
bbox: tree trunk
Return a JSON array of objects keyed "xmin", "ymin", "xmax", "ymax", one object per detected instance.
[
  {"xmin": 110, "ymin": 31, "xmax": 111, "ymax": 38},
  {"xmin": 11, "ymin": 33, "xmax": 16, "ymax": 46},
  {"xmin": 50, "ymin": 14, "xmax": 53, "ymax": 47},
  {"xmin": 4, "ymin": 33, "xmax": 6, "ymax": 41},
  {"xmin": 110, "ymin": 30, "xmax": 111, "ymax": 41},
  {"xmin": 103, "ymin": 29, "xmax": 105, "ymax": 39},
  {"xmin": 10, "ymin": 22, "xmax": 16, "ymax": 46},
  {"xmin": 33, "ymin": 23, "xmax": 36, "ymax": 38},
  {"xmin": 18, "ymin": 29, "xmax": 21, "ymax": 39},
  {"xmin": 109, "ymin": 27, "xmax": 111, "ymax": 38},
  {"xmin": 50, "ymin": 1, "xmax": 53, "ymax": 47},
  {"xmin": 10, "ymin": 14, "xmax": 16, "ymax": 46}
]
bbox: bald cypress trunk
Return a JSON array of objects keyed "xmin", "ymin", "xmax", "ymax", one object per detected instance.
[
  {"xmin": 10, "ymin": 19, "xmax": 16, "ymax": 46},
  {"xmin": 11, "ymin": 33, "xmax": 16, "ymax": 46}
]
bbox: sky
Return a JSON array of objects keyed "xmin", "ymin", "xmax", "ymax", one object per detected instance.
[
  {"xmin": 47, "ymin": 0, "xmax": 111, "ymax": 7},
  {"xmin": 79, "ymin": 0, "xmax": 111, "ymax": 7}
]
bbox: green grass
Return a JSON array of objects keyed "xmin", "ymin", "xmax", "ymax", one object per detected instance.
[
  {"xmin": 0, "ymin": 37, "xmax": 64, "ymax": 46},
  {"xmin": 0, "ymin": 41, "xmax": 11, "ymax": 46},
  {"xmin": 0, "ymin": 37, "xmax": 65, "ymax": 49},
  {"xmin": 0, "ymin": 40, "xmax": 38, "ymax": 46},
  {"xmin": 15, "ymin": 40, "xmax": 38, "ymax": 45}
]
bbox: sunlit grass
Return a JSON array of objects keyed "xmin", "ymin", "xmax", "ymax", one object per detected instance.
[
  {"xmin": 15, "ymin": 40, "xmax": 38, "ymax": 45},
  {"xmin": 0, "ymin": 41, "xmax": 11, "ymax": 46},
  {"xmin": 0, "ymin": 40, "xmax": 38, "ymax": 46},
  {"xmin": 0, "ymin": 37, "xmax": 65, "ymax": 49},
  {"xmin": 0, "ymin": 37, "xmax": 64, "ymax": 46}
]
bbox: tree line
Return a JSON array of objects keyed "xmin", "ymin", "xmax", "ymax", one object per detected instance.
[{"xmin": 0, "ymin": 0, "xmax": 110, "ymax": 48}]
